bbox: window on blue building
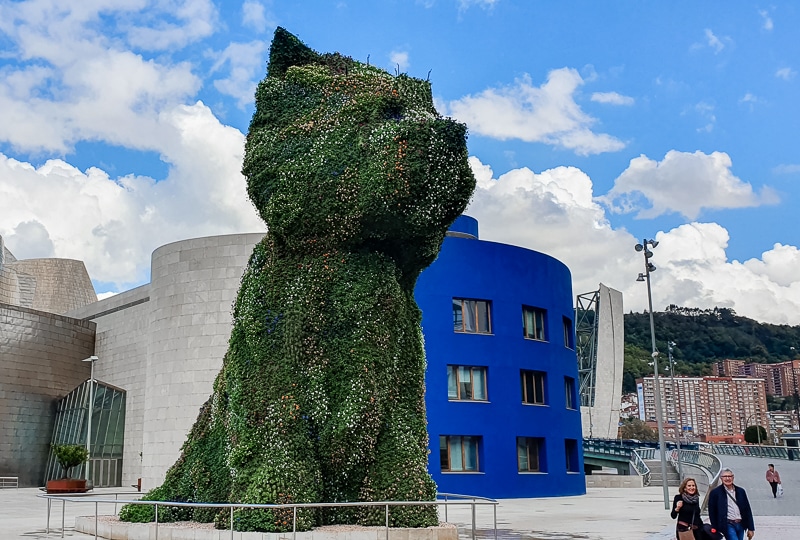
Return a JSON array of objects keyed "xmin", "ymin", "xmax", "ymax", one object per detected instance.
[
  {"xmin": 453, "ymin": 298, "xmax": 491, "ymax": 334},
  {"xmin": 517, "ymin": 437, "xmax": 545, "ymax": 472},
  {"xmin": 563, "ymin": 316, "xmax": 574, "ymax": 349},
  {"xmin": 440, "ymin": 435, "xmax": 480, "ymax": 472},
  {"xmin": 447, "ymin": 365, "xmax": 487, "ymax": 401},
  {"xmin": 565, "ymin": 439, "xmax": 580, "ymax": 472},
  {"xmin": 521, "ymin": 370, "xmax": 546, "ymax": 405},
  {"xmin": 564, "ymin": 376, "xmax": 576, "ymax": 409},
  {"xmin": 522, "ymin": 306, "xmax": 546, "ymax": 341}
]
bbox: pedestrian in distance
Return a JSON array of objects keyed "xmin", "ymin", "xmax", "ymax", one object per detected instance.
[
  {"xmin": 765, "ymin": 463, "xmax": 781, "ymax": 498},
  {"xmin": 708, "ymin": 468, "xmax": 755, "ymax": 540},
  {"xmin": 671, "ymin": 477, "xmax": 705, "ymax": 540}
]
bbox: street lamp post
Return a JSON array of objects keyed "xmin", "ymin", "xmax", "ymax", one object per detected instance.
[
  {"xmin": 635, "ymin": 238, "xmax": 670, "ymax": 509},
  {"xmin": 82, "ymin": 355, "xmax": 99, "ymax": 482},
  {"xmin": 666, "ymin": 341, "xmax": 682, "ymax": 478}
]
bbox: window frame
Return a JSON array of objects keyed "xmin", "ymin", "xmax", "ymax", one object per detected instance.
[
  {"xmin": 453, "ymin": 298, "xmax": 492, "ymax": 334},
  {"xmin": 521, "ymin": 369, "xmax": 547, "ymax": 405},
  {"xmin": 522, "ymin": 306, "xmax": 547, "ymax": 341},
  {"xmin": 563, "ymin": 316, "xmax": 575, "ymax": 349},
  {"xmin": 565, "ymin": 438, "xmax": 580, "ymax": 473},
  {"xmin": 564, "ymin": 376, "xmax": 576, "ymax": 410},
  {"xmin": 439, "ymin": 435, "xmax": 481, "ymax": 472},
  {"xmin": 447, "ymin": 365, "xmax": 488, "ymax": 401},
  {"xmin": 517, "ymin": 436, "xmax": 544, "ymax": 472}
]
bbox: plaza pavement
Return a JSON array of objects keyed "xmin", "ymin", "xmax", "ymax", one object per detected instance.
[{"xmin": 1, "ymin": 454, "xmax": 797, "ymax": 540}]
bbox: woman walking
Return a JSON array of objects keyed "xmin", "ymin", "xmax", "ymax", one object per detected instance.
[
  {"xmin": 766, "ymin": 463, "xmax": 781, "ymax": 498},
  {"xmin": 671, "ymin": 477, "xmax": 704, "ymax": 539}
]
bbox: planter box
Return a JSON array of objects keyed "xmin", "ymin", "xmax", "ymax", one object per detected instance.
[{"xmin": 46, "ymin": 478, "xmax": 89, "ymax": 493}]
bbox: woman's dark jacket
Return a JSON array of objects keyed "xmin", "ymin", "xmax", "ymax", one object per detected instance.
[{"xmin": 671, "ymin": 493, "xmax": 704, "ymax": 534}]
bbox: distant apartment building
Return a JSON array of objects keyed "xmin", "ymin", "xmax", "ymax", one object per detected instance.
[
  {"xmin": 714, "ymin": 359, "xmax": 800, "ymax": 397},
  {"xmin": 636, "ymin": 376, "xmax": 768, "ymax": 439},
  {"xmin": 768, "ymin": 410, "xmax": 800, "ymax": 438}
]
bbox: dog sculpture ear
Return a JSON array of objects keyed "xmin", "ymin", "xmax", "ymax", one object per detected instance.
[{"xmin": 267, "ymin": 27, "xmax": 321, "ymax": 78}]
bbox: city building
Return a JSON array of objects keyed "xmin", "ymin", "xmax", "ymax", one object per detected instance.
[
  {"xmin": 767, "ymin": 410, "xmax": 800, "ymax": 440},
  {"xmin": 637, "ymin": 375, "xmax": 768, "ymax": 440},
  {"xmin": 0, "ymin": 216, "xmax": 585, "ymax": 499},
  {"xmin": 714, "ymin": 359, "xmax": 800, "ymax": 398}
]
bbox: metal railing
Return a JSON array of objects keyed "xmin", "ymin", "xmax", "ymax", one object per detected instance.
[
  {"xmin": 672, "ymin": 449, "xmax": 721, "ymax": 479},
  {"xmin": 0, "ymin": 476, "xmax": 19, "ymax": 488},
  {"xmin": 40, "ymin": 491, "xmax": 498, "ymax": 540},
  {"xmin": 629, "ymin": 449, "xmax": 651, "ymax": 486},
  {"xmin": 712, "ymin": 444, "xmax": 800, "ymax": 460}
]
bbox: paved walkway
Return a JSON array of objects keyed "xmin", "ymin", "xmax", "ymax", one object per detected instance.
[{"xmin": 1, "ymin": 455, "xmax": 797, "ymax": 539}]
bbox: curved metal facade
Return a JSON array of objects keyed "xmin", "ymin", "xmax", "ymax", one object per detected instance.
[{"xmin": 417, "ymin": 216, "xmax": 586, "ymax": 498}]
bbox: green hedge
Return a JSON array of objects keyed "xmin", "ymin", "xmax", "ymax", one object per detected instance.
[{"xmin": 120, "ymin": 27, "xmax": 475, "ymax": 532}]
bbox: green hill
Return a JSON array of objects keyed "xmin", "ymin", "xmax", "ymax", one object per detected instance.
[{"xmin": 622, "ymin": 305, "xmax": 800, "ymax": 394}]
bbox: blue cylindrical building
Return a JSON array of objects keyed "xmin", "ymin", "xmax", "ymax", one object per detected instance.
[{"xmin": 416, "ymin": 216, "xmax": 585, "ymax": 498}]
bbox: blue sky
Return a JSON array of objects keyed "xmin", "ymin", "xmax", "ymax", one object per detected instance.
[{"xmin": 2, "ymin": 1, "xmax": 800, "ymax": 324}]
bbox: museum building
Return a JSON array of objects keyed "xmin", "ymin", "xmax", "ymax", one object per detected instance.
[{"xmin": 0, "ymin": 216, "xmax": 585, "ymax": 498}]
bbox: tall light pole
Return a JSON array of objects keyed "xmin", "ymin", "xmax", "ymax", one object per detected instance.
[
  {"xmin": 666, "ymin": 341, "xmax": 682, "ymax": 478},
  {"xmin": 635, "ymin": 238, "xmax": 670, "ymax": 509},
  {"xmin": 82, "ymin": 355, "xmax": 99, "ymax": 482}
]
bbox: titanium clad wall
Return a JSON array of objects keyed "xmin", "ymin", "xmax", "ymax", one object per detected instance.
[
  {"xmin": 71, "ymin": 285, "xmax": 151, "ymax": 489},
  {"xmin": 416, "ymin": 225, "xmax": 586, "ymax": 498},
  {"xmin": 3, "ymin": 258, "xmax": 97, "ymax": 315},
  {"xmin": 0, "ymin": 303, "xmax": 95, "ymax": 486},
  {"xmin": 141, "ymin": 233, "xmax": 264, "ymax": 490}
]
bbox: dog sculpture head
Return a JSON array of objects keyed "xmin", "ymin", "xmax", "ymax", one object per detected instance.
[{"xmin": 243, "ymin": 28, "xmax": 475, "ymax": 277}]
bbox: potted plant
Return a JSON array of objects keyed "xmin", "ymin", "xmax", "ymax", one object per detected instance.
[{"xmin": 46, "ymin": 444, "xmax": 90, "ymax": 493}]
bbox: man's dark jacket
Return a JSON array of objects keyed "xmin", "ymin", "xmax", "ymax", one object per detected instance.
[{"xmin": 707, "ymin": 484, "xmax": 755, "ymax": 533}]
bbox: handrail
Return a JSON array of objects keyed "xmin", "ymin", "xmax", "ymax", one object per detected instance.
[
  {"xmin": 665, "ymin": 449, "xmax": 721, "ymax": 513},
  {"xmin": 712, "ymin": 443, "xmax": 800, "ymax": 460},
  {"xmin": 40, "ymin": 491, "xmax": 499, "ymax": 540},
  {"xmin": 629, "ymin": 449, "xmax": 651, "ymax": 486}
]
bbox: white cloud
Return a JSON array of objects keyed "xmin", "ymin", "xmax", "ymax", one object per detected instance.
[
  {"xmin": 704, "ymin": 28, "xmax": 725, "ymax": 54},
  {"xmin": 242, "ymin": 0, "xmax": 274, "ymax": 33},
  {"xmin": 590, "ymin": 91, "xmax": 634, "ymax": 106},
  {"xmin": 467, "ymin": 158, "xmax": 800, "ymax": 325},
  {"xmin": 739, "ymin": 93, "xmax": 762, "ymax": 111},
  {"xmin": 600, "ymin": 150, "xmax": 779, "ymax": 220},
  {"xmin": 390, "ymin": 50, "xmax": 410, "ymax": 72},
  {"xmin": 693, "ymin": 101, "xmax": 716, "ymax": 133},
  {"xmin": 0, "ymin": 103, "xmax": 265, "ymax": 290},
  {"xmin": 773, "ymin": 164, "xmax": 800, "ymax": 175},
  {"xmin": 446, "ymin": 69, "xmax": 625, "ymax": 155},
  {"xmin": 210, "ymin": 41, "xmax": 269, "ymax": 108},
  {"xmin": 759, "ymin": 9, "xmax": 773, "ymax": 31},
  {"xmin": 776, "ymin": 67, "xmax": 796, "ymax": 80},
  {"xmin": 458, "ymin": 0, "xmax": 499, "ymax": 10},
  {"xmin": 0, "ymin": 2, "xmax": 204, "ymax": 154},
  {"xmin": 124, "ymin": 0, "xmax": 218, "ymax": 51}
]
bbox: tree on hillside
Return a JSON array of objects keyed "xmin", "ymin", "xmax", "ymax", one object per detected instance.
[
  {"xmin": 744, "ymin": 425, "xmax": 767, "ymax": 445},
  {"xmin": 618, "ymin": 417, "xmax": 658, "ymax": 442}
]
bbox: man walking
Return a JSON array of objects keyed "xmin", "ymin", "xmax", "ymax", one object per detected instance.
[
  {"xmin": 766, "ymin": 463, "xmax": 781, "ymax": 498},
  {"xmin": 708, "ymin": 468, "xmax": 755, "ymax": 540}
]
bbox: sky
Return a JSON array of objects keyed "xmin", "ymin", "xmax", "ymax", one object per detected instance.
[{"xmin": 2, "ymin": 1, "xmax": 800, "ymax": 325}]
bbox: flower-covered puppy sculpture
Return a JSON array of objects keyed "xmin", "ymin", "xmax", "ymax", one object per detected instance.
[{"xmin": 121, "ymin": 27, "xmax": 475, "ymax": 532}]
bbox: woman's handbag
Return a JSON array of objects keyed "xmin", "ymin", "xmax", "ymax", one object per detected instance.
[
  {"xmin": 777, "ymin": 483, "xmax": 784, "ymax": 498},
  {"xmin": 677, "ymin": 506, "xmax": 697, "ymax": 540}
]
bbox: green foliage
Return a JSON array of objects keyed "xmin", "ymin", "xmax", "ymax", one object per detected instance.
[
  {"xmin": 121, "ymin": 27, "xmax": 474, "ymax": 532},
  {"xmin": 623, "ymin": 305, "xmax": 800, "ymax": 392},
  {"xmin": 744, "ymin": 425, "xmax": 768, "ymax": 444},
  {"xmin": 618, "ymin": 417, "xmax": 658, "ymax": 442},
  {"xmin": 52, "ymin": 444, "xmax": 88, "ymax": 479}
]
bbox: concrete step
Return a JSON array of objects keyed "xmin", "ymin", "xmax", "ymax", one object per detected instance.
[{"xmin": 644, "ymin": 459, "xmax": 681, "ymax": 486}]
